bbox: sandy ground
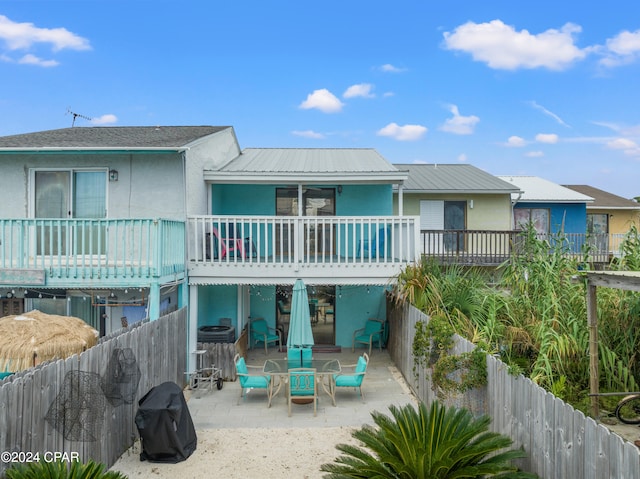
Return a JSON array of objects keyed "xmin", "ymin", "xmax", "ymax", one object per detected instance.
[{"xmin": 110, "ymin": 427, "xmax": 359, "ymax": 479}]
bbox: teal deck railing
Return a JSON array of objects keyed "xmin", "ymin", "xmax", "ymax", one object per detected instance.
[{"xmin": 0, "ymin": 218, "xmax": 185, "ymax": 283}]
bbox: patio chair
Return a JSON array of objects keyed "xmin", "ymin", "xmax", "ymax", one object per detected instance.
[
  {"xmin": 287, "ymin": 346, "xmax": 313, "ymax": 367},
  {"xmin": 277, "ymin": 300, "xmax": 291, "ymax": 321},
  {"xmin": 357, "ymin": 226, "xmax": 388, "ymax": 259},
  {"xmin": 352, "ymin": 318, "xmax": 385, "ymax": 355},
  {"xmin": 250, "ymin": 317, "xmax": 282, "ymax": 354},
  {"xmin": 234, "ymin": 354, "xmax": 272, "ymax": 407},
  {"xmin": 333, "ymin": 353, "xmax": 369, "ymax": 402},
  {"xmin": 287, "ymin": 368, "xmax": 317, "ymax": 416}
]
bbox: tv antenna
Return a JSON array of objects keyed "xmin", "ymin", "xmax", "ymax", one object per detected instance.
[{"xmin": 66, "ymin": 108, "xmax": 92, "ymax": 127}]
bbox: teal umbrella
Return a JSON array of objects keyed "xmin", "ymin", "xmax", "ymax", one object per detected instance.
[{"xmin": 286, "ymin": 279, "xmax": 315, "ymax": 349}]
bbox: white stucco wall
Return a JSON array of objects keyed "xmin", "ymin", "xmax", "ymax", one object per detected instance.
[{"xmin": 183, "ymin": 127, "xmax": 241, "ymax": 216}]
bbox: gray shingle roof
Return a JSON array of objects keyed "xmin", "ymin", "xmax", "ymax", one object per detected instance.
[
  {"xmin": 394, "ymin": 163, "xmax": 521, "ymax": 193},
  {"xmin": 564, "ymin": 185, "xmax": 640, "ymax": 209},
  {"xmin": 0, "ymin": 126, "xmax": 230, "ymax": 149}
]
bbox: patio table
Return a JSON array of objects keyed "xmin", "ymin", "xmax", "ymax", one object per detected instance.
[{"xmin": 263, "ymin": 358, "xmax": 341, "ymax": 406}]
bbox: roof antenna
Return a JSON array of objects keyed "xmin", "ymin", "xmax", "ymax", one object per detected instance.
[{"xmin": 66, "ymin": 108, "xmax": 92, "ymax": 127}]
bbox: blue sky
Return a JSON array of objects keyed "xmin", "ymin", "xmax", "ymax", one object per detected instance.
[{"xmin": 1, "ymin": 1, "xmax": 639, "ymax": 198}]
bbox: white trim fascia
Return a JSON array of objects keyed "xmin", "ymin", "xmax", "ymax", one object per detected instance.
[{"xmin": 203, "ymin": 171, "xmax": 408, "ymax": 184}]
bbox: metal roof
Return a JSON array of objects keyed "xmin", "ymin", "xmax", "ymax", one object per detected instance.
[
  {"xmin": 0, "ymin": 126, "xmax": 230, "ymax": 150},
  {"xmin": 497, "ymin": 176, "xmax": 593, "ymax": 203},
  {"xmin": 394, "ymin": 163, "xmax": 522, "ymax": 193},
  {"xmin": 563, "ymin": 185, "xmax": 640, "ymax": 210},
  {"xmin": 206, "ymin": 148, "xmax": 408, "ymax": 184}
]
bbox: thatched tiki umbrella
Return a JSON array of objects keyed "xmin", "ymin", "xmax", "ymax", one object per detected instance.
[{"xmin": 0, "ymin": 310, "xmax": 98, "ymax": 373}]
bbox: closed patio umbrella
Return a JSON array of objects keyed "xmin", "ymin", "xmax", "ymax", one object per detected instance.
[{"xmin": 286, "ymin": 279, "xmax": 314, "ymax": 350}]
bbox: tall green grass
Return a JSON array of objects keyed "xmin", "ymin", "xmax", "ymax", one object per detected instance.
[{"xmin": 396, "ymin": 223, "xmax": 640, "ymax": 412}]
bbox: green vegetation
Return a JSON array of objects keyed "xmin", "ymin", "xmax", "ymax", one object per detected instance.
[
  {"xmin": 5, "ymin": 459, "xmax": 127, "ymax": 479},
  {"xmin": 396, "ymin": 223, "xmax": 640, "ymax": 413},
  {"xmin": 321, "ymin": 401, "xmax": 537, "ymax": 478}
]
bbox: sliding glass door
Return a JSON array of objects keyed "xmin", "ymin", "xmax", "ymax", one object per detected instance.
[{"xmin": 34, "ymin": 169, "xmax": 107, "ymax": 255}]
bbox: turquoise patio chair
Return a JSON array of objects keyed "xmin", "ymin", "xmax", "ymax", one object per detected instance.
[
  {"xmin": 287, "ymin": 346, "xmax": 313, "ymax": 368},
  {"xmin": 352, "ymin": 318, "xmax": 385, "ymax": 355},
  {"xmin": 333, "ymin": 353, "xmax": 369, "ymax": 402},
  {"xmin": 277, "ymin": 300, "xmax": 291, "ymax": 321},
  {"xmin": 357, "ymin": 226, "xmax": 388, "ymax": 259},
  {"xmin": 287, "ymin": 368, "xmax": 317, "ymax": 417},
  {"xmin": 234, "ymin": 354, "xmax": 272, "ymax": 407},
  {"xmin": 250, "ymin": 317, "xmax": 282, "ymax": 354}
]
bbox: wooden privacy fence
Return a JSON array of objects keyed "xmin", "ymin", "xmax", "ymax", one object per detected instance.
[
  {"xmin": 386, "ymin": 296, "xmax": 640, "ymax": 479},
  {"xmin": 0, "ymin": 308, "xmax": 187, "ymax": 476}
]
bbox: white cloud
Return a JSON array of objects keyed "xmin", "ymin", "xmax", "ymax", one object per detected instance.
[
  {"xmin": 535, "ymin": 133, "xmax": 559, "ymax": 144},
  {"xmin": 607, "ymin": 137, "xmax": 640, "ymax": 156},
  {"xmin": 0, "ymin": 14, "xmax": 90, "ymax": 51},
  {"xmin": 457, "ymin": 153, "xmax": 468, "ymax": 162},
  {"xmin": 299, "ymin": 89, "xmax": 344, "ymax": 113},
  {"xmin": 525, "ymin": 151, "xmax": 545, "ymax": 158},
  {"xmin": 440, "ymin": 104, "xmax": 479, "ymax": 135},
  {"xmin": 17, "ymin": 53, "xmax": 58, "ymax": 67},
  {"xmin": 506, "ymin": 136, "xmax": 527, "ymax": 147},
  {"xmin": 528, "ymin": 101, "xmax": 570, "ymax": 127},
  {"xmin": 343, "ymin": 83, "xmax": 375, "ymax": 99},
  {"xmin": 379, "ymin": 63, "xmax": 406, "ymax": 73},
  {"xmin": 600, "ymin": 29, "xmax": 640, "ymax": 67},
  {"xmin": 383, "ymin": 91, "xmax": 395, "ymax": 97},
  {"xmin": 291, "ymin": 130, "xmax": 325, "ymax": 139},
  {"xmin": 90, "ymin": 114, "xmax": 117, "ymax": 125},
  {"xmin": 607, "ymin": 138, "xmax": 637, "ymax": 150},
  {"xmin": 376, "ymin": 122, "xmax": 427, "ymax": 141},
  {"xmin": 443, "ymin": 20, "xmax": 588, "ymax": 70}
]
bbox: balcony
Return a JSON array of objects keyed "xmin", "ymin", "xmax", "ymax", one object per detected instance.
[
  {"xmin": 187, "ymin": 215, "xmax": 420, "ymax": 284},
  {"xmin": 420, "ymin": 230, "xmax": 626, "ymax": 266},
  {"xmin": 0, "ymin": 219, "xmax": 185, "ymax": 287}
]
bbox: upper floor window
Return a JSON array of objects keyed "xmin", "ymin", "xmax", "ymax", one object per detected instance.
[
  {"xmin": 276, "ymin": 187, "xmax": 335, "ymax": 216},
  {"xmin": 32, "ymin": 169, "xmax": 107, "ymax": 219}
]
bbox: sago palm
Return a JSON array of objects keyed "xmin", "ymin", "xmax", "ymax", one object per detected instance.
[{"xmin": 321, "ymin": 401, "xmax": 537, "ymax": 478}]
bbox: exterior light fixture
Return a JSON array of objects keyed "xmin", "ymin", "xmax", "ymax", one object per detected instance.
[{"xmin": 109, "ymin": 169, "xmax": 118, "ymax": 181}]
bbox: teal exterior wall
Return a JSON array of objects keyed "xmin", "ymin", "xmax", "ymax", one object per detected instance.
[
  {"xmin": 336, "ymin": 184, "xmax": 393, "ymax": 215},
  {"xmin": 249, "ymin": 285, "xmax": 277, "ymax": 325},
  {"xmin": 334, "ymin": 286, "xmax": 387, "ymax": 348},
  {"xmin": 214, "ymin": 185, "xmax": 275, "ymax": 215},
  {"xmin": 212, "ymin": 184, "xmax": 392, "ymax": 216},
  {"xmin": 197, "ymin": 285, "xmax": 237, "ymax": 327}
]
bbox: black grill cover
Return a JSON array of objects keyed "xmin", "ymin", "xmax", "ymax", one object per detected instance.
[{"xmin": 135, "ymin": 381, "xmax": 197, "ymax": 463}]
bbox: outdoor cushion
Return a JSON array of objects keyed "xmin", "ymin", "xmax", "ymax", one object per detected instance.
[{"xmin": 334, "ymin": 356, "xmax": 367, "ymax": 387}]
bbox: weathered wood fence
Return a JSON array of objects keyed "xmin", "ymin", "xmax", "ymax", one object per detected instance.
[
  {"xmin": 0, "ymin": 308, "xmax": 187, "ymax": 476},
  {"xmin": 387, "ymin": 296, "xmax": 640, "ymax": 479}
]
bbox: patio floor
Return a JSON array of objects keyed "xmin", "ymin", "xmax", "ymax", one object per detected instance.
[{"xmin": 186, "ymin": 347, "xmax": 419, "ymax": 429}]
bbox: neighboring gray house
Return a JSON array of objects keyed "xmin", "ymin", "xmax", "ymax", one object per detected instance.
[{"xmin": 0, "ymin": 126, "xmax": 240, "ymax": 335}]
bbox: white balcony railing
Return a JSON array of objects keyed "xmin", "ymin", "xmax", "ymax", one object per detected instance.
[{"xmin": 187, "ymin": 215, "xmax": 420, "ymax": 267}]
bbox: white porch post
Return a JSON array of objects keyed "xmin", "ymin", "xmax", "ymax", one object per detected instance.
[{"xmin": 398, "ymin": 184, "xmax": 404, "ymax": 216}]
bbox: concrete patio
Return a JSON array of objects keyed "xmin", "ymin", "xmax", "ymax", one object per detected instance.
[{"xmin": 186, "ymin": 347, "xmax": 418, "ymax": 429}]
